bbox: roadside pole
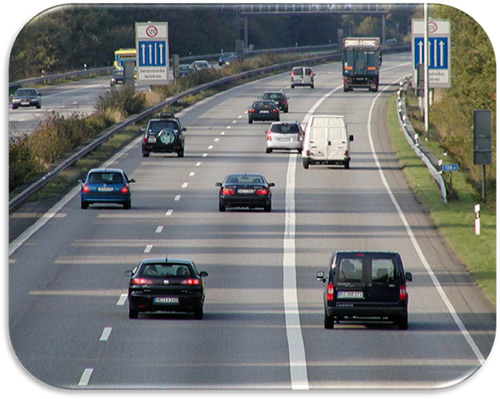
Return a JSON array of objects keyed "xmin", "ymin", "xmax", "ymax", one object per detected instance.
[{"xmin": 424, "ymin": 4, "xmax": 430, "ymax": 141}]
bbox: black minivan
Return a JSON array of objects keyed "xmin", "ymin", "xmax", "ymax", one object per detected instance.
[{"xmin": 316, "ymin": 251, "xmax": 413, "ymax": 330}]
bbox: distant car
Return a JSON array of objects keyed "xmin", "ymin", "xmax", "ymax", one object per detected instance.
[
  {"xmin": 125, "ymin": 257, "xmax": 208, "ymax": 319},
  {"xmin": 79, "ymin": 168, "xmax": 135, "ymax": 209},
  {"xmin": 222, "ymin": 55, "xmax": 238, "ymax": 66},
  {"xmin": 110, "ymin": 70, "xmax": 124, "ymax": 86},
  {"xmin": 262, "ymin": 91, "xmax": 289, "ymax": 113},
  {"xmin": 248, "ymin": 100, "xmax": 280, "ymax": 124},
  {"xmin": 266, "ymin": 121, "xmax": 304, "ymax": 153},
  {"xmin": 178, "ymin": 64, "xmax": 191, "ymax": 77},
  {"xmin": 216, "ymin": 173, "xmax": 275, "ymax": 212},
  {"xmin": 290, "ymin": 66, "xmax": 315, "ymax": 89},
  {"xmin": 218, "ymin": 52, "xmax": 234, "ymax": 66},
  {"xmin": 11, "ymin": 88, "xmax": 42, "ymax": 109},
  {"xmin": 141, "ymin": 112, "xmax": 186, "ymax": 157},
  {"xmin": 190, "ymin": 60, "xmax": 211, "ymax": 71},
  {"xmin": 316, "ymin": 251, "xmax": 413, "ymax": 330}
]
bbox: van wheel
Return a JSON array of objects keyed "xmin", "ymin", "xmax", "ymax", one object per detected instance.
[
  {"xmin": 396, "ymin": 315, "xmax": 408, "ymax": 330},
  {"xmin": 302, "ymin": 158, "xmax": 310, "ymax": 169},
  {"xmin": 344, "ymin": 160, "xmax": 350, "ymax": 169},
  {"xmin": 291, "ymin": 85, "xmax": 295, "ymax": 89},
  {"xmin": 310, "ymin": 84, "xmax": 314, "ymax": 89},
  {"xmin": 324, "ymin": 312, "xmax": 334, "ymax": 329},
  {"xmin": 266, "ymin": 148, "xmax": 272, "ymax": 153}
]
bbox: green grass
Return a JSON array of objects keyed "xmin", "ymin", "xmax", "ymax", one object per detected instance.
[{"xmin": 387, "ymin": 92, "xmax": 496, "ymax": 305}]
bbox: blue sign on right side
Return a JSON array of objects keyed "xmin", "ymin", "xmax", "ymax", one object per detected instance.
[
  {"xmin": 441, "ymin": 163, "xmax": 458, "ymax": 172},
  {"xmin": 413, "ymin": 37, "xmax": 449, "ymax": 69}
]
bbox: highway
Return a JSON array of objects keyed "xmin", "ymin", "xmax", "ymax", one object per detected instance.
[
  {"xmin": 8, "ymin": 76, "xmax": 111, "ymax": 139},
  {"xmin": 8, "ymin": 53, "xmax": 495, "ymax": 390}
]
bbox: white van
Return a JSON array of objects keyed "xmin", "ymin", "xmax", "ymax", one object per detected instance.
[
  {"xmin": 290, "ymin": 66, "xmax": 315, "ymax": 89},
  {"xmin": 302, "ymin": 115, "xmax": 353, "ymax": 169}
]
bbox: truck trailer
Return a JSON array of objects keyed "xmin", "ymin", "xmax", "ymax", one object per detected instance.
[{"xmin": 342, "ymin": 37, "xmax": 381, "ymax": 92}]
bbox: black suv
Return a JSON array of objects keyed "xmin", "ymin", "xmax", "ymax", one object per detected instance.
[
  {"xmin": 141, "ymin": 112, "xmax": 186, "ymax": 157},
  {"xmin": 262, "ymin": 91, "xmax": 289, "ymax": 113},
  {"xmin": 316, "ymin": 251, "xmax": 413, "ymax": 330}
]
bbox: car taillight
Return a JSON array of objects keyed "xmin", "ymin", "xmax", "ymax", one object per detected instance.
[
  {"xmin": 399, "ymin": 285, "xmax": 407, "ymax": 301},
  {"xmin": 291, "ymin": 71, "xmax": 295, "ymax": 76},
  {"xmin": 132, "ymin": 278, "xmax": 153, "ymax": 285},
  {"xmin": 143, "ymin": 137, "xmax": 148, "ymax": 143},
  {"xmin": 181, "ymin": 279, "xmax": 200, "ymax": 285},
  {"xmin": 266, "ymin": 131, "xmax": 272, "ymax": 141},
  {"xmin": 255, "ymin": 188, "xmax": 268, "ymax": 195},
  {"xmin": 221, "ymin": 188, "xmax": 235, "ymax": 195},
  {"xmin": 120, "ymin": 185, "xmax": 129, "ymax": 193},
  {"xmin": 308, "ymin": 70, "xmax": 313, "ymax": 75},
  {"xmin": 81, "ymin": 184, "xmax": 90, "ymax": 193},
  {"xmin": 327, "ymin": 283, "xmax": 335, "ymax": 301},
  {"xmin": 249, "ymin": 108, "xmax": 255, "ymax": 113},
  {"xmin": 272, "ymin": 108, "xmax": 279, "ymax": 113}
]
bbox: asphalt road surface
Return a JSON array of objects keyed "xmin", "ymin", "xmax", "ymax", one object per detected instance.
[{"xmin": 8, "ymin": 53, "xmax": 496, "ymax": 390}]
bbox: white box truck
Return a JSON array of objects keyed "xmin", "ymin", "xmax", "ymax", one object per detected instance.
[{"xmin": 302, "ymin": 115, "xmax": 353, "ymax": 169}]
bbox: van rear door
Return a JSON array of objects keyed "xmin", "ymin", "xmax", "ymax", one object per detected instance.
[
  {"xmin": 308, "ymin": 118, "xmax": 329, "ymax": 159},
  {"xmin": 366, "ymin": 256, "xmax": 400, "ymax": 304},
  {"xmin": 326, "ymin": 118, "xmax": 347, "ymax": 161}
]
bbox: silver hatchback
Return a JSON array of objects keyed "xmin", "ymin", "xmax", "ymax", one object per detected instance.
[{"xmin": 265, "ymin": 122, "xmax": 304, "ymax": 153}]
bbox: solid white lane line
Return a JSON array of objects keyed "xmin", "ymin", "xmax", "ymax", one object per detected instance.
[
  {"xmin": 144, "ymin": 245, "xmax": 153, "ymax": 253},
  {"xmin": 116, "ymin": 294, "xmax": 127, "ymax": 306},
  {"xmin": 367, "ymin": 77, "xmax": 485, "ymax": 365},
  {"xmin": 283, "ymin": 153, "xmax": 309, "ymax": 390},
  {"xmin": 99, "ymin": 327, "xmax": 112, "ymax": 342},
  {"xmin": 78, "ymin": 368, "xmax": 93, "ymax": 386},
  {"xmin": 156, "ymin": 226, "xmax": 164, "ymax": 233}
]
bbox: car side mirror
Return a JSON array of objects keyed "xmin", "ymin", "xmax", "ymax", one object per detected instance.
[
  {"xmin": 215, "ymin": 182, "xmax": 222, "ymax": 187},
  {"xmin": 124, "ymin": 270, "xmax": 133, "ymax": 277},
  {"xmin": 128, "ymin": 178, "xmax": 136, "ymax": 183},
  {"xmin": 316, "ymin": 271, "xmax": 326, "ymax": 282},
  {"xmin": 199, "ymin": 271, "xmax": 208, "ymax": 278},
  {"xmin": 349, "ymin": 135, "xmax": 354, "ymax": 142},
  {"xmin": 268, "ymin": 182, "xmax": 275, "ymax": 187},
  {"xmin": 405, "ymin": 272, "xmax": 413, "ymax": 282},
  {"xmin": 182, "ymin": 127, "xmax": 187, "ymax": 131}
]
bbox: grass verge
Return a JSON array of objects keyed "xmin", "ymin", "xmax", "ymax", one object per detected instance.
[{"xmin": 386, "ymin": 92, "xmax": 496, "ymax": 305}]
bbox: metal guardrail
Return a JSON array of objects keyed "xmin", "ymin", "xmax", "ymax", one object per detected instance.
[
  {"xmin": 396, "ymin": 78, "xmax": 448, "ymax": 202},
  {"xmin": 8, "ymin": 50, "xmax": 341, "ymax": 211}
]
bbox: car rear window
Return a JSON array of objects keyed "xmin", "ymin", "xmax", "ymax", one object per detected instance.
[
  {"xmin": 292, "ymin": 68, "xmax": 303, "ymax": 76},
  {"xmin": 140, "ymin": 263, "xmax": 192, "ymax": 277},
  {"xmin": 371, "ymin": 258, "xmax": 396, "ymax": 282},
  {"xmin": 88, "ymin": 172, "xmax": 123, "ymax": 184},
  {"xmin": 305, "ymin": 68, "xmax": 313, "ymax": 75},
  {"xmin": 148, "ymin": 120, "xmax": 180, "ymax": 134},
  {"xmin": 337, "ymin": 258, "xmax": 363, "ymax": 283},
  {"xmin": 263, "ymin": 93, "xmax": 283, "ymax": 101},
  {"xmin": 271, "ymin": 123, "xmax": 299, "ymax": 134},
  {"xmin": 226, "ymin": 175, "xmax": 264, "ymax": 184}
]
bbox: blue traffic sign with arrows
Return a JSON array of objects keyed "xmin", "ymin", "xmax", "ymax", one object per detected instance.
[
  {"xmin": 413, "ymin": 37, "xmax": 449, "ymax": 69},
  {"xmin": 138, "ymin": 40, "xmax": 167, "ymax": 67}
]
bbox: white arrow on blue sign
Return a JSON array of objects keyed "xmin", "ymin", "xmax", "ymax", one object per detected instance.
[
  {"xmin": 138, "ymin": 41, "xmax": 167, "ymax": 67},
  {"xmin": 413, "ymin": 37, "xmax": 449, "ymax": 69}
]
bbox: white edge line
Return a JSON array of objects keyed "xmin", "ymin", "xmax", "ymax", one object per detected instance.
[{"xmin": 367, "ymin": 76, "xmax": 485, "ymax": 365}]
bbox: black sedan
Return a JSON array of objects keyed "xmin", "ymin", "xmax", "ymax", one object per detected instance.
[
  {"xmin": 248, "ymin": 100, "xmax": 280, "ymax": 124},
  {"xmin": 216, "ymin": 173, "xmax": 275, "ymax": 212},
  {"xmin": 125, "ymin": 258, "xmax": 208, "ymax": 319},
  {"xmin": 11, "ymin": 88, "xmax": 42, "ymax": 109}
]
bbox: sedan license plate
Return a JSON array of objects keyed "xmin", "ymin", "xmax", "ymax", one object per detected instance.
[
  {"xmin": 337, "ymin": 291, "xmax": 364, "ymax": 299},
  {"xmin": 97, "ymin": 186, "xmax": 113, "ymax": 192},
  {"xmin": 237, "ymin": 189, "xmax": 254, "ymax": 194},
  {"xmin": 260, "ymin": 110, "xmax": 269, "ymax": 113},
  {"xmin": 153, "ymin": 297, "xmax": 179, "ymax": 305},
  {"xmin": 148, "ymin": 136, "xmax": 157, "ymax": 143}
]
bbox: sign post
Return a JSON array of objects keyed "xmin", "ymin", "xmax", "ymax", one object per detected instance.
[{"xmin": 135, "ymin": 22, "xmax": 169, "ymax": 85}]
